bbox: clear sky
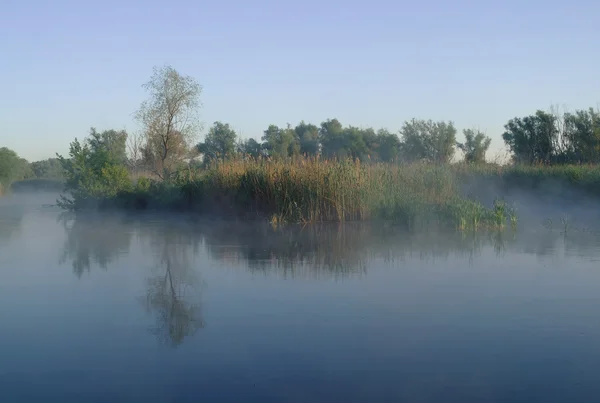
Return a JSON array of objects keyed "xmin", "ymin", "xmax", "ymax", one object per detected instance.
[{"xmin": 1, "ymin": 0, "xmax": 599, "ymax": 161}]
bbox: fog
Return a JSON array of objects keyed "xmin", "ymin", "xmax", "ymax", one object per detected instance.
[{"xmin": 2, "ymin": 189, "xmax": 600, "ymax": 402}]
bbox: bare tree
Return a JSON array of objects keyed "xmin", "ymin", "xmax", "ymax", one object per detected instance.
[
  {"xmin": 135, "ymin": 65, "xmax": 203, "ymax": 180},
  {"xmin": 126, "ymin": 131, "xmax": 144, "ymax": 175}
]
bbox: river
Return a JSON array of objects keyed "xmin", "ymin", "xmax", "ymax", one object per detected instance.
[{"xmin": 2, "ymin": 192, "xmax": 600, "ymax": 402}]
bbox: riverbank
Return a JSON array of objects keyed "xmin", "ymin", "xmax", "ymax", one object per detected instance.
[
  {"xmin": 18, "ymin": 159, "xmax": 600, "ymax": 231},
  {"xmin": 60, "ymin": 158, "xmax": 518, "ymax": 231}
]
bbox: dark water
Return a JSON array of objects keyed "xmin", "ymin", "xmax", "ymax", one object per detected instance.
[{"xmin": 2, "ymin": 193, "xmax": 600, "ymax": 402}]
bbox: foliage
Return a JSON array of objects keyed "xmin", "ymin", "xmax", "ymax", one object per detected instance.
[
  {"xmin": 261, "ymin": 124, "xmax": 298, "ymax": 159},
  {"xmin": 501, "ymin": 107, "xmax": 600, "ymax": 164},
  {"xmin": 135, "ymin": 65, "xmax": 202, "ymax": 179},
  {"xmin": 56, "ymin": 129, "xmax": 132, "ymax": 210},
  {"xmin": 0, "ymin": 147, "xmax": 33, "ymax": 188},
  {"xmin": 502, "ymin": 110, "xmax": 557, "ymax": 164},
  {"xmin": 237, "ymin": 138, "xmax": 264, "ymax": 160},
  {"xmin": 30, "ymin": 158, "xmax": 64, "ymax": 179},
  {"xmin": 457, "ymin": 129, "xmax": 492, "ymax": 163},
  {"xmin": 197, "ymin": 121, "xmax": 238, "ymax": 165},
  {"xmin": 561, "ymin": 108, "xmax": 600, "ymax": 163},
  {"xmin": 400, "ymin": 119, "xmax": 457, "ymax": 163},
  {"xmin": 67, "ymin": 157, "xmax": 519, "ymax": 231}
]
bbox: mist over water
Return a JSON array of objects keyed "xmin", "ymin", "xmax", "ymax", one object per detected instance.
[{"xmin": 2, "ymin": 192, "xmax": 600, "ymax": 402}]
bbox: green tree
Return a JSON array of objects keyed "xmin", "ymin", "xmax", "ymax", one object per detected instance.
[
  {"xmin": 400, "ymin": 119, "xmax": 457, "ymax": 163},
  {"xmin": 57, "ymin": 130, "xmax": 131, "ymax": 210},
  {"xmin": 135, "ymin": 65, "xmax": 202, "ymax": 179},
  {"xmin": 319, "ymin": 118, "xmax": 345, "ymax": 158},
  {"xmin": 502, "ymin": 110, "xmax": 557, "ymax": 164},
  {"xmin": 457, "ymin": 129, "xmax": 492, "ymax": 163},
  {"xmin": 197, "ymin": 121, "xmax": 238, "ymax": 164},
  {"xmin": 238, "ymin": 138, "xmax": 263, "ymax": 159},
  {"xmin": 373, "ymin": 129, "xmax": 402, "ymax": 162},
  {"xmin": 562, "ymin": 108, "xmax": 600, "ymax": 163},
  {"xmin": 261, "ymin": 124, "xmax": 297, "ymax": 159},
  {"xmin": 31, "ymin": 158, "xmax": 64, "ymax": 179},
  {"xmin": 0, "ymin": 147, "xmax": 33, "ymax": 187},
  {"xmin": 294, "ymin": 121, "xmax": 320, "ymax": 156}
]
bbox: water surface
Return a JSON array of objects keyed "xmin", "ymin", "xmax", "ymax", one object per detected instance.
[{"xmin": 2, "ymin": 193, "xmax": 600, "ymax": 402}]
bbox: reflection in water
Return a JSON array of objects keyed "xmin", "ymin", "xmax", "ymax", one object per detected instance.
[
  {"xmin": 0, "ymin": 199, "xmax": 26, "ymax": 244},
  {"xmin": 57, "ymin": 213, "xmax": 600, "ymax": 349},
  {"xmin": 140, "ymin": 224, "xmax": 204, "ymax": 347},
  {"xmin": 198, "ymin": 222, "xmax": 521, "ymax": 275},
  {"xmin": 58, "ymin": 214, "xmax": 600, "ymax": 280},
  {"xmin": 0, "ymin": 208, "xmax": 24, "ymax": 244},
  {"xmin": 58, "ymin": 212, "xmax": 133, "ymax": 277}
]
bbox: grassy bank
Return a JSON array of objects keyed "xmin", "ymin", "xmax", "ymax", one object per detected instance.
[{"xmin": 64, "ymin": 158, "xmax": 518, "ymax": 231}]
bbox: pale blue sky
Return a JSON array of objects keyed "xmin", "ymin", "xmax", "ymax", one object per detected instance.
[{"xmin": 1, "ymin": 0, "xmax": 599, "ymax": 161}]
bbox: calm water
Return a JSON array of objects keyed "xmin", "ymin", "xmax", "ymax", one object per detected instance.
[{"xmin": 2, "ymin": 193, "xmax": 600, "ymax": 402}]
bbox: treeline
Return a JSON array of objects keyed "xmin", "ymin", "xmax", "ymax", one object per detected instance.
[
  {"xmin": 503, "ymin": 108, "xmax": 600, "ymax": 164},
  {"xmin": 197, "ymin": 119, "xmax": 491, "ymax": 166},
  {"xmin": 199, "ymin": 107, "xmax": 600, "ymax": 167},
  {"xmin": 3, "ymin": 64, "xmax": 600, "ymax": 195},
  {"xmin": 0, "ymin": 147, "xmax": 63, "ymax": 190}
]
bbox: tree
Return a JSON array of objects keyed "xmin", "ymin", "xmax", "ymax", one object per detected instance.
[
  {"xmin": 238, "ymin": 138, "xmax": 263, "ymax": 159},
  {"xmin": 0, "ymin": 147, "xmax": 33, "ymax": 186},
  {"xmin": 319, "ymin": 118, "xmax": 345, "ymax": 158},
  {"xmin": 197, "ymin": 121, "xmax": 238, "ymax": 165},
  {"xmin": 294, "ymin": 121, "xmax": 320, "ymax": 156},
  {"xmin": 135, "ymin": 65, "xmax": 202, "ymax": 179},
  {"xmin": 261, "ymin": 124, "xmax": 297, "ymax": 159},
  {"xmin": 87, "ymin": 127, "xmax": 128, "ymax": 166},
  {"xmin": 562, "ymin": 108, "xmax": 600, "ymax": 163},
  {"xmin": 57, "ymin": 130, "xmax": 131, "ymax": 210},
  {"xmin": 31, "ymin": 158, "xmax": 64, "ymax": 179},
  {"xmin": 126, "ymin": 131, "xmax": 145, "ymax": 174},
  {"xmin": 373, "ymin": 129, "xmax": 402, "ymax": 162},
  {"xmin": 502, "ymin": 110, "xmax": 557, "ymax": 164},
  {"xmin": 457, "ymin": 129, "xmax": 492, "ymax": 163},
  {"xmin": 400, "ymin": 119, "xmax": 456, "ymax": 163}
]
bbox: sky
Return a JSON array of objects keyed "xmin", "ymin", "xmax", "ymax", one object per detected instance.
[{"xmin": 1, "ymin": 0, "xmax": 599, "ymax": 162}]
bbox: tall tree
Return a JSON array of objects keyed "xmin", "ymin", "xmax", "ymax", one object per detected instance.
[
  {"xmin": 373, "ymin": 129, "xmax": 402, "ymax": 162},
  {"xmin": 562, "ymin": 108, "xmax": 600, "ymax": 163},
  {"xmin": 400, "ymin": 119, "xmax": 456, "ymax": 163},
  {"xmin": 135, "ymin": 65, "xmax": 202, "ymax": 179},
  {"xmin": 238, "ymin": 138, "xmax": 263, "ymax": 159},
  {"xmin": 294, "ymin": 121, "xmax": 320, "ymax": 156},
  {"xmin": 319, "ymin": 118, "xmax": 345, "ymax": 158},
  {"xmin": 502, "ymin": 110, "xmax": 557, "ymax": 164},
  {"xmin": 457, "ymin": 129, "xmax": 492, "ymax": 163},
  {"xmin": 261, "ymin": 124, "xmax": 297, "ymax": 159},
  {"xmin": 87, "ymin": 128, "xmax": 128, "ymax": 166},
  {"xmin": 197, "ymin": 121, "xmax": 238, "ymax": 164}
]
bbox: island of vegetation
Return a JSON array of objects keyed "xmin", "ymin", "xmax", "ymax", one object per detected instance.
[{"xmin": 2, "ymin": 65, "xmax": 600, "ymax": 231}]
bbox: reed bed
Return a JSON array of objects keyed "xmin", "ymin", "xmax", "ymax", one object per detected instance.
[{"xmin": 170, "ymin": 157, "xmax": 516, "ymax": 230}]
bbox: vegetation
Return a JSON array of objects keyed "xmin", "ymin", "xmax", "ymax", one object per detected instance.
[
  {"xmin": 0, "ymin": 147, "xmax": 34, "ymax": 192},
  {"xmin": 134, "ymin": 65, "xmax": 202, "ymax": 180},
  {"xmin": 3, "ymin": 64, "xmax": 600, "ymax": 231}
]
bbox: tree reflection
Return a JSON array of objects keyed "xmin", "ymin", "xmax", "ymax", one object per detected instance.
[
  {"xmin": 198, "ymin": 221, "xmax": 519, "ymax": 277},
  {"xmin": 0, "ymin": 206, "xmax": 24, "ymax": 244},
  {"xmin": 140, "ymin": 222, "xmax": 204, "ymax": 347},
  {"xmin": 58, "ymin": 212, "xmax": 133, "ymax": 277}
]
